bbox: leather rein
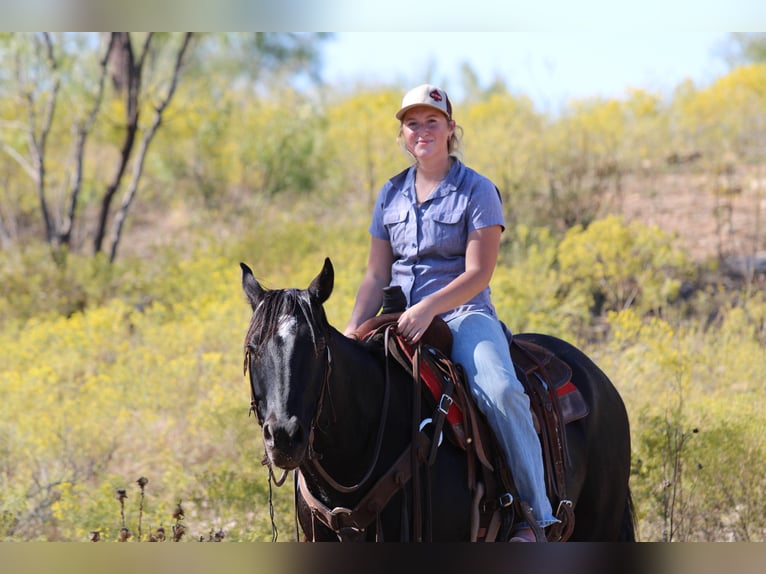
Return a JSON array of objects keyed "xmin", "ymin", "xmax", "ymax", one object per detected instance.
[{"xmin": 304, "ymin": 327, "xmax": 393, "ymax": 494}]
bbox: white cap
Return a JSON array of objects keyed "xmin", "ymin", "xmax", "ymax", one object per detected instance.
[{"xmin": 395, "ymin": 84, "xmax": 452, "ymax": 121}]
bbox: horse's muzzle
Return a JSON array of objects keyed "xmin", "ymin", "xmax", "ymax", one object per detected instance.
[{"xmin": 262, "ymin": 414, "xmax": 308, "ymax": 470}]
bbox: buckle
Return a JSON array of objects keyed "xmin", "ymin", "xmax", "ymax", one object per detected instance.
[
  {"xmin": 556, "ymin": 499, "xmax": 573, "ymax": 515},
  {"xmin": 499, "ymin": 492, "xmax": 514, "ymax": 508},
  {"xmin": 438, "ymin": 393, "xmax": 453, "ymax": 415},
  {"xmin": 328, "ymin": 506, "xmax": 356, "ymax": 532}
]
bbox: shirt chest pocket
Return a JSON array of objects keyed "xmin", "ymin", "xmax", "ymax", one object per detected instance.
[
  {"xmin": 383, "ymin": 209, "xmax": 411, "ymax": 253},
  {"xmin": 428, "ymin": 203, "xmax": 466, "ymax": 255}
]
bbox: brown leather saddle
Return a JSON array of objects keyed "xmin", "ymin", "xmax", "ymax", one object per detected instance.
[{"xmin": 354, "ymin": 312, "xmax": 588, "ymax": 542}]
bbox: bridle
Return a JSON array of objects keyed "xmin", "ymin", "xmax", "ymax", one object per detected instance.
[
  {"xmin": 251, "ymin": 320, "xmax": 456, "ymax": 541},
  {"xmin": 247, "ymin": 324, "xmax": 393, "ymax": 496}
]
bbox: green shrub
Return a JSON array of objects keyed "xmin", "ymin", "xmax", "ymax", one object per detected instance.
[{"xmin": 557, "ymin": 215, "xmax": 694, "ymax": 322}]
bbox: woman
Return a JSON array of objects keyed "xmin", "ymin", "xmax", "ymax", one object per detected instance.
[{"xmin": 343, "ymin": 84, "xmax": 557, "ymax": 541}]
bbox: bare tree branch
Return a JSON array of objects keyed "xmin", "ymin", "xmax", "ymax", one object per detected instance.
[
  {"xmin": 0, "ymin": 186, "xmax": 14, "ymax": 248},
  {"xmin": 93, "ymin": 33, "xmax": 155, "ymax": 254},
  {"xmin": 109, "ymin": 33, "xmax": 193, "ymax": 262},
  {"xmin": 57, "ymin": 34, "xmax": 116, "ymax": 247},
  {"xmin": 1, "ymin": 141, "xmax": 37, "ymax": 180},
  {"xmin": 19, "ymin": 33, "xmax": 61, "ymax": 243}
]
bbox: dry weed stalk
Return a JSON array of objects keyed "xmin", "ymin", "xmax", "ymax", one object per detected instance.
[{"xmin": 93, "ymin": 476, "xmax": 225, "ymax": 542}]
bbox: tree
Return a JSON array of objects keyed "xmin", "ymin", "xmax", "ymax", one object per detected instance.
[
  {"xmin": 0, "ymin": 33, "xmax": 330, "ymax": 262},
  {"xmin": 0, "ymin": 33, "xmax": 193, "ymax": 261},
  {"xmin": 537, "ymin": 98, "xmax": 625, "ymax": 230},
  {"xmin": 461, "ymin": 92, "xmax": 544, "ymax": 227},
  {"xmin": 323, "ymin": 89, "xmax": 405, "ymax": 207},
  {"xmin": 99, "ymin": 33, "xmax": 193, "ymax": 262}
]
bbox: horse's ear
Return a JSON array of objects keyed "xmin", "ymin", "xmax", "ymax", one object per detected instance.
[
  {"xmin": 308, "ymin": 257, "xmax": 334, "ymax": 304},
  {"xmin": 240, "ymin": 262, "xmax": 264, "ymax": 309}
]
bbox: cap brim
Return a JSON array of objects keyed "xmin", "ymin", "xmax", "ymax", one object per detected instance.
[{"xmin": 395, "ymin": 103, "xmax": 450, "ymax": 121}]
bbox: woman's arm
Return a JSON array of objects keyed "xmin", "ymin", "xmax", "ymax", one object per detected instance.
[
  {"xmin": 343, "ymin": 237, "xmax": 394, "ymax": 337},
  {"xmin": 396, "ymin": 224, "xmax": 501, "ymax": 342}
]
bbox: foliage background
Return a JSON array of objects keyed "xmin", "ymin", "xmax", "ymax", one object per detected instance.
[{"xmin": 1, "ymin": 33, "xmax": 765, "ymax": 542}]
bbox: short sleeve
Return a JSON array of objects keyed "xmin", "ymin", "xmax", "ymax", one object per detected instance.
[
  {"xmin": 467, "ymin": 181, "xmax": 505, "ymax": 233},
  {"xmin": 369, "ymin": 186, "xmax": 390, "ymax": 240}
]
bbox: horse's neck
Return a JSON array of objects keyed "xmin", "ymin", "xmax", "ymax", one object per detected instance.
[
  {"xmin": 328, "ymin": 331, "xmax": 387, "ymax": 421},
  {"xmin": 314, "ymin": 331, "xmax": 394, "ymax": 462}
]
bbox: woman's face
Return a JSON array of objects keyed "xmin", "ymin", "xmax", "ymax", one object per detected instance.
[{"xmin": 401, "ymin": 106, "xmax": 455, "ymax": 162}]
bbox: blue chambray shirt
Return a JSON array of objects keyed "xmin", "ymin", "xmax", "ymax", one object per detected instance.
[{"xmin": 369, "ymin": 159, "xmax": 505, "ymax": 322}]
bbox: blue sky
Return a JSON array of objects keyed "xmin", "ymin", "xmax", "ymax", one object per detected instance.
[
  {"xmin": 3, "ymin": 0, "xmax": 763, "ymax": 114},
  {"xmin": 4, "ymin": 0, "xmax": 765, "ymax": 43},
  {"xmin": 321, "ymin": 31, "xmax": 736, "ymax": 112}
]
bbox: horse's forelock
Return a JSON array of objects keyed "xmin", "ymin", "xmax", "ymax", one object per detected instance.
[{"xmin": 243, "ymin": 288, "xmax": 327, "ymax": 367}]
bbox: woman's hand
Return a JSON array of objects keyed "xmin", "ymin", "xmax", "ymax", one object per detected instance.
[{"xmin": 397, "ymin": 300, "xmax": 436, "ymax": 344}]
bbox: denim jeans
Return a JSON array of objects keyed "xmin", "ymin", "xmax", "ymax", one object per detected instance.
[{"xmin": 446, "ymin": 311, "xmax": 558, "ymax": 528}]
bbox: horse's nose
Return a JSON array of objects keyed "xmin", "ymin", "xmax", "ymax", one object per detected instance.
[{"xmin": 263, "ymin": 415, "xmax": 306, "ymax": 457}]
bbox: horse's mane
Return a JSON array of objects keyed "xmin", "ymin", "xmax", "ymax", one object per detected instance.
[{"xmin": 243, "ymin": 288, "xmax": 328, "ymax": 374}]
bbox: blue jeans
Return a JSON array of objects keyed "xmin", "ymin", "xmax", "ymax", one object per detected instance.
[{"xmin": 446, "ymin": 311, "xmax": 557, "ymax": 528}]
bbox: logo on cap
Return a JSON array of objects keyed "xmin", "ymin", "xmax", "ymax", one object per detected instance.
[{"xmin": 429, "ymin": 89, "xmax": 443, "ymax": 102}]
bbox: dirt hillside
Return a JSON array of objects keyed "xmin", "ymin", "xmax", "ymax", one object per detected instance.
[{"xmin": 617, "ymin": 164, "xmax": 766, "ymax": 278}]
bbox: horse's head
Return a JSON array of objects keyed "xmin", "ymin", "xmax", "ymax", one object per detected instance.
[{"xmin": 241, "ymin": 258, "xmax": 334, "ymax": 471}]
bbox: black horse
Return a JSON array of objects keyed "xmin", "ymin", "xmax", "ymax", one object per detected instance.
[{"xmin": 241, "ymin": 258, "xmax": 635, "ymax": 542}]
